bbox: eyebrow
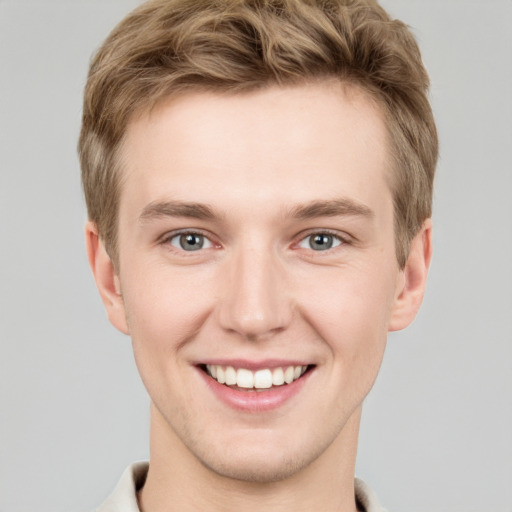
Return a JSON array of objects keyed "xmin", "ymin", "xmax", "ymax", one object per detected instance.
[
  {"xmin": 139, "ymin": 200, "xmax": 218, "ymax": 223},
  {"xmin": 138, "ymin": 197, "xmax": 374, "ymax": 224},
  {"xmin": 288, "ymin": 198, "xmax": 374, "ymax": 220}
]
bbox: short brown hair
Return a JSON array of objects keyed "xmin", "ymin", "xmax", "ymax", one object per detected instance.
[{"xmin": 79, "ymin": 0, "xmax": 438, "ymax": 268}]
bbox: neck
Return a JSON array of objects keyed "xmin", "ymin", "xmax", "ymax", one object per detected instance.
[{"xmin": 138, "ymin": 404, "xmax": 361, "ymax": 512}]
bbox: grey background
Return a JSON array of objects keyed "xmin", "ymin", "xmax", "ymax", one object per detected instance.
[{"xmin": 0, "ymin": 1, "xmax": 510, "ymax": 511}]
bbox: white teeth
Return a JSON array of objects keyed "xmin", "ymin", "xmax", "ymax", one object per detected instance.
[
  {"xmin": 206, "ymin": 364, "xmax": 308, "ymax": 389},
  {"xmin": 284, "ymin": 366, "xmax": 295, "ymax": 384},
  {"xmin": 254, "ymin": 369, "xmax": 272, "ymax": 389},
  {"xmin": 225, "ymin": 366, "xmax": 237, "ymax": 385},
  {"xmin": 236, "ymin": 368, "xmax": 254, "ymax": 388},
  {"xmin": 272, "ymin": 367, "xmax": 285, "ymax": 386}
]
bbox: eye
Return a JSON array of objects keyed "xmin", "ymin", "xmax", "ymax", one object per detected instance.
[
  {"xmin": 168, "ymin": 232, "xmax": 213, "ymax": 251},
  {"xmin": 298, "ymin": 232, "xmax": 343, "ymax": 251}
]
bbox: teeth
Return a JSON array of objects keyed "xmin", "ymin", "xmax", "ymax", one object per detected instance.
[
  {"xmin": 225, "ymin": 366, "xmax": 237, "ymax": 385},
  {"xmin": 272, "ymin": 367, "xmax": 284, "ymax": 386},
  {"xmin": 284, "ymin": 366, "xmax": 295, "ymax": 384},
  {"xmin": 236, "ymin": 368, "xmax": 254, "ymax": 388},
  {"xmin": 205, "ymin": 364, "xmax": 308, "ymax": 389},
  {"xmin": 254, "ymin": 369, "xmax": 272, "ymax": 389}
]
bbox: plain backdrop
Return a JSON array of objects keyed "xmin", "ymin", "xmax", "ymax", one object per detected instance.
[{"xmin": 0, "ymin": 1, "xmax": 511, "ymax": 511}]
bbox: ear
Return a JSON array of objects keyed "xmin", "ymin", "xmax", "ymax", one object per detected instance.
[
  {"xmin": 388, "ymin": 219, "xmax": 433, "ymax": 332},
  {"xmin": 85, "ymin": 221, "xmax": 130, "ymax": 335}
]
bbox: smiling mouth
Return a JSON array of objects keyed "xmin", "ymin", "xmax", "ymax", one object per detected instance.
[{"xmin": 201, "ymin": 364, "xmax": 313, "ymax": 391}]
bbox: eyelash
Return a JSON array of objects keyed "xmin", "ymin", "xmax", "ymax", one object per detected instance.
[{"xmin": 160, "ymin": 229, "xmax": 349, "ymax": 254}]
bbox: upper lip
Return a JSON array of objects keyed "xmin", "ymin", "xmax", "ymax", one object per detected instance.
[{"xmin": 196, "ymin": 359, "xmax": 313, "ymax": 371}]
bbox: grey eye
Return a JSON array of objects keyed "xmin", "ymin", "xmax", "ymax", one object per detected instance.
[
  {"xmin": 170, "ymin": 233, "xmax": 212, "ymax": 251},
  {"xmin": 299, "ymin": 233, "xmax": 342, "ymax": 251}
]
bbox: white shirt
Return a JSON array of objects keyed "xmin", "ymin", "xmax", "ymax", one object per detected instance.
[{"xmin": 95, "ymin": 461, "xmax": 387, "ymax": 512}]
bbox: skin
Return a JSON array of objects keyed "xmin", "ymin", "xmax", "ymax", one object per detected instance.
[{"xmin": 87, "ymin": 81, "xmax": 432, "ymax": 512}]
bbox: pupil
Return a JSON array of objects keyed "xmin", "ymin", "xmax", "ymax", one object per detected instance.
[
  {"xmin": 180, "ymin": 234, "xmax": 203, "ymax": 251},
  {"xmin": 311, "ymin": 234, "xmax": 332, "ymax": 250}
]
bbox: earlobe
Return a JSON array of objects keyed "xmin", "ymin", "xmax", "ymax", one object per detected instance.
[
  {"xmin": 388, "ymin": 219, "xmax": 433, "ymax": 332},
  {"xmin": 85, "ymin": 221, "xmax": 130, "ymax": 335}
]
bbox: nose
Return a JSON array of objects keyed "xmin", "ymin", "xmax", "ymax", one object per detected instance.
[{"xmin": 217, "ymin": 241, "xmax": 292, "ymax": 340}]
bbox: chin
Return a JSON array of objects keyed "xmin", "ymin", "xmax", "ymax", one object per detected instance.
[
  {"xmin": 198, "ymin": 449, "xmax": 313, "ymax": 484},
  {"xmin": 186, "ymin": 425, "xmax": 340, "ymax": 484}
]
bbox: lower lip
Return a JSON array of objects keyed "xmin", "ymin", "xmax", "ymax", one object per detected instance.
[{"xmin": 197, "ymin": 367, "xmax": 312, "ymax": 412}]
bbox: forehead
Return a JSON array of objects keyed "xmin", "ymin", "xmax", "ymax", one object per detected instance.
[{"xmin": 119, "ymin": 81, "xmax": 391, "ymax": 218}]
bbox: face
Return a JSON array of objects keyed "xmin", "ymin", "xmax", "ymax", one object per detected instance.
[{"xmin": 92, "ymin": 81, "xmax": 427, "ymax": 483}]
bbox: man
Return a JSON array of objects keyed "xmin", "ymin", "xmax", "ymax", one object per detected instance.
[{"xmin": 79, "ymin": 0, "xmax": 437, "ymax": 510}]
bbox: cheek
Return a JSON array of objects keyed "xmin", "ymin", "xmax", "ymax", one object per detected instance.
[
  {"xmin": 121, "ymin": 260, "xmax": 214, "ymax": 334},
  {"xmin": 121, "ymin": 269, "xmax": 212, "ymax": 408},
  {"xmin": 295, "ymin": 262, "xmax": 397, "ymax": 363},
  {"xmin": 118, "ymin": 264, "xmax": 217, "ymax": 394},
  {"xmin": 301, "ymin": 260, "xmax": 396, "ymax": 322}
]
